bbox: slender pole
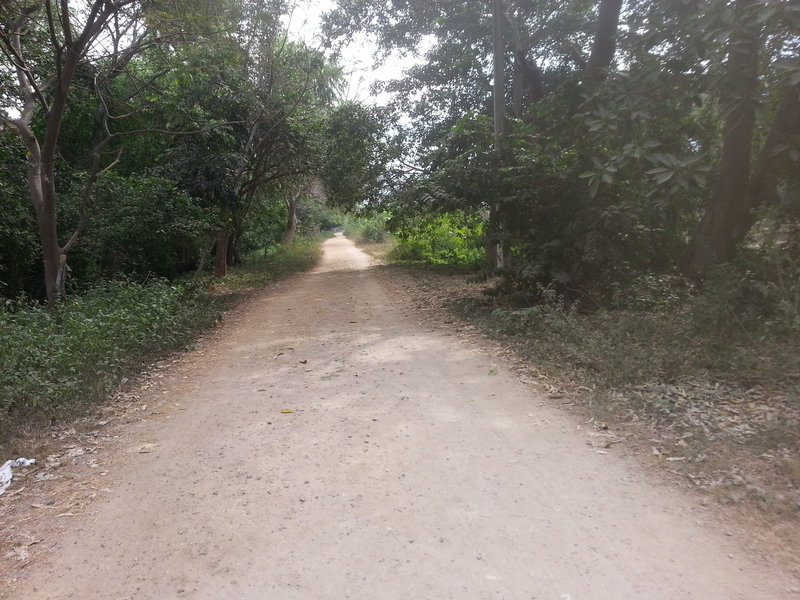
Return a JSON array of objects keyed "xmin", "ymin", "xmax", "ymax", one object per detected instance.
[
  {"xmin": 493, "ymin": 0, "xmax": 505, "ymax": 153},
  {"xmin": 490, "ymin": 0, "xmax": 505, "ymax": 270}
]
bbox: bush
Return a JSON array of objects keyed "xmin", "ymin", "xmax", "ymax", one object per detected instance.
[
  {"xmin": 0, "ymin": 279, "xmax": 220, "ymax": 433},
  {"xmin": 388, "ymin": 211, "xmax": 485, "ymax": 268},
  {"xmin": 64, "ymin": 173, "xmax": 216, "ymax": 283},
  {"xmin": 342, "ymin": 214, "xmax": 390, "ymax": 244},
  {"xmin": 0, "ymin": 133, "xmax": 41, "ymax": 299}
]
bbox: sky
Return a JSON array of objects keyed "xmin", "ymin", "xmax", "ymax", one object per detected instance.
[{"xmin": 283, "ymin": 0, "xmax": 409, "ymax": 105}]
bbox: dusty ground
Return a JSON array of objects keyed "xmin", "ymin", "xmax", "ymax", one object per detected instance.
[
  {"xmin": 1, "ymin": 234, "xmax": 799, "ymax": 599},
  {"xmin": 372, "ymin": 261, "xmax": 800, "ymax": 569}
]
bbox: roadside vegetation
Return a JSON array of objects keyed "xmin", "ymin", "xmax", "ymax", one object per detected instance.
[
  {"xmin": 0, "ymin": 1, "xmax": 378, "ymax": 440},
  {"xmin": 0, "ymin": 238, "xmax": 324, "ymax": 442}
]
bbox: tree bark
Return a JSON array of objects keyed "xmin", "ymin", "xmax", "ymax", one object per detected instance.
[
  {"xmin": 585, "ymin": 0, "xmax": 623, "ymax": 82},
  {"xmin": 215, "ymin": 230, "xmax": 229, "ymax": 277},
  {"xmin": 281, "ymin": 196, "xmax": 299, "ymax": 244},
  {"xmin": 684, "ymin": 0, "xmax": 762, "ymax": 278},
  {"xmin": 747, "ymin": 83, "xmax": 800, "ymax": 215}
]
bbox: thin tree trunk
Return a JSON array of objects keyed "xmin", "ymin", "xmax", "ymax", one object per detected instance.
[
  {"xmin": 191, "ymin": 236, "xmax": 216, "ymax": 286},
  {"xmin": 684, "ymin": 0, "xmax": 762, "ymax": 278},
  {"xmin": 215, "ymin": 230, "xmax": 228, "ymax": 277},
  {"xmin": 281, "ymin": 197, "xmax": 299, "ymax": 244},
  {"xmin": 489, "ymin": 0, "xmax": 505, "ymax": 271}
]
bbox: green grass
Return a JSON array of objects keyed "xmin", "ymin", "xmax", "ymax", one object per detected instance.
[
  {"xmin": 0, "ymin": 279, "xmax": 220, "ymax": 432},
  {"xmin": 218, "ymin": 237, "xmax": 323, "ymax": 292}
]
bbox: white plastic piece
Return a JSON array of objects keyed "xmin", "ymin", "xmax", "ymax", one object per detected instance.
[{"xmin": 0, "ymin": 458, "xmax": 36, "ymax": 496}]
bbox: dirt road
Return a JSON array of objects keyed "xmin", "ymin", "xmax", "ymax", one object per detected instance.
[{"xmin": 6, "ymin": 235, "xmax": 798, "ymax": 599}]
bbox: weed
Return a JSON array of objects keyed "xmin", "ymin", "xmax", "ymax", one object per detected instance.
[{"xmin": 0, "ymin": 279, "xmax": 220, "ymax": 435}]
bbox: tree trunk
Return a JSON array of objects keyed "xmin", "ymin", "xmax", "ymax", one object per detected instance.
[
  {"xmin": 747, "ymin": 83, "xmax": 800, "ymax": 215},
  {"xmin": 11, "ymin": 119, "xmax": 62, "ymax": 307},
  {"xmin": 512, "ymin": 54, "xmax": 524, "ymax": 118},
  {"xmin": 36, "ymin": 190, "xmax": 63, "ymax": 307},
  {"xmin": 683, "ymin": 0, "xmax": 762, "ymax": 278},
  {"xmin": 281, "ymin": 196, "xmax": 299, "ymax": 245},
  {"xmin": 215, "ymin": 230, "xmax": 229, "ymax": 277},
  {"xmin": 585, "ymin": 0, "xmax": 623, "ymax": 82},
  {"xmin": 512, "ymin": 50, "xmax": 545, "ymax": 116}
]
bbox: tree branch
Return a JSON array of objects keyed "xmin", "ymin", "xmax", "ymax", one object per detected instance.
[{"xmin": 585, "ymin": 0, "xmax": 623, "ymax": 82}]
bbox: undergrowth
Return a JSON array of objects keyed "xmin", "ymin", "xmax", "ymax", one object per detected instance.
[
  {"xmin": 455, "ymin": 269, "xmax": 800, "ymax": 393},
  {"xmin": 215, "ymin": 236, "xmax": 324, "ymax": 292},
  {"xmin": 0, "ymin": 237, "xmax": 324, "ymax": 441},
  {"xmin": 0, "ymin": 280, "xmax": 220, "ymax": 434},
  {"xmin": 342, "ymin": 214, "xmax": 389, "ymax": 244}
]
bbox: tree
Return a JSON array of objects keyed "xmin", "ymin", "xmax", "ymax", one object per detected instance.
[
  {"xmin": 325, "ymin": 0, "xmax": 800, "ymax": 303},
  {"xmin": 323, "ymin": 102, "xmax": 388, "ymax": 212},
  {"xmin": 684, "ymin": 0, "xmax": 800, "ymax": 277},
  {"xmin": 0, "ymin": 0, "xmax": 150, "ymax": 306}
]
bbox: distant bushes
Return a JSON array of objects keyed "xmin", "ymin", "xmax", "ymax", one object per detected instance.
[
  {"xmin": 342, "ymin": 214, "xmax": 390, "ymax": 244},
  {"xmin": 387, "ymin": 212, "xmax": 485, "ymax": 268}
]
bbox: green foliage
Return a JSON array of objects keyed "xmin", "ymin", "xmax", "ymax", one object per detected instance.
[
  {"xmin": 296, "ymin": 200, "xmax": 342, "ymax": 235},
  {"xmin": 387, "ymin": 211, "xmax": 485, "ymax": 267},
  {"xmin": 0, "ymin": 134, "xmax": 41, "ymax": 298},
  {"xmin": 63, "ymin": 174, "xmax": 217, "ymax": 283},
  {"xmin": 323, "ymin": 102, "xmax": 389, "ymax": 212},
  {"xmin": 0, "ymin": 279, "xmax": 221, "ymax": 430},
  {"xmin": 238, "ymin": 193, "xmax": 289, "ymax": 253},
  {"xmin": 342, "ymin": 214, "xmax": 390, "ymax": 243}
]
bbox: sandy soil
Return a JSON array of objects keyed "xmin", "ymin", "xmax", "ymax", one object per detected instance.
[{"xmin": 2, "ymin": 234, "xmax": 798, "ymax": 599}]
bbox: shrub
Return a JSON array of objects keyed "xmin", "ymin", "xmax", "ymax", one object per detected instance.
[
  {"xmin": 63, "ymin": 173, "xmax": 216, "ymax": 283},
  {"xmin": 388, "ymin": 211, "xmax": 485, "ymax": 268},
  {"xmin": 0, "ymin": 279, "xmax": 220, "ymax": 433},
  {"xmin": 342, "ymin": 214, "xmax": 389, "ymax": 244}
]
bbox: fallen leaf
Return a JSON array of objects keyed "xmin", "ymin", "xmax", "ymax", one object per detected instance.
[{"xmin": 281, "ymin": 409, "xmax": 294, "ymax": 414}]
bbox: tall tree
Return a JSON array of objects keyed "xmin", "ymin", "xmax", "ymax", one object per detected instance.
[
  {"xmin": 684, "ymin": 0, "xmax": 800, "ymax": 277},
  {"xmin": 0, "ymin": 0, "xmax": 149, "ymax": 306}
]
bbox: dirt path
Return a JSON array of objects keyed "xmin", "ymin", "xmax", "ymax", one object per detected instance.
[{"xmin": 4, "ymin": 235, "xmax": 798, "ymax": 599}]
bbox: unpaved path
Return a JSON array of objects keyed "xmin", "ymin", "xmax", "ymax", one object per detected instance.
[{"xmin": 6, "ymin": 235, "xmax": 798, "ymax": 599}]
